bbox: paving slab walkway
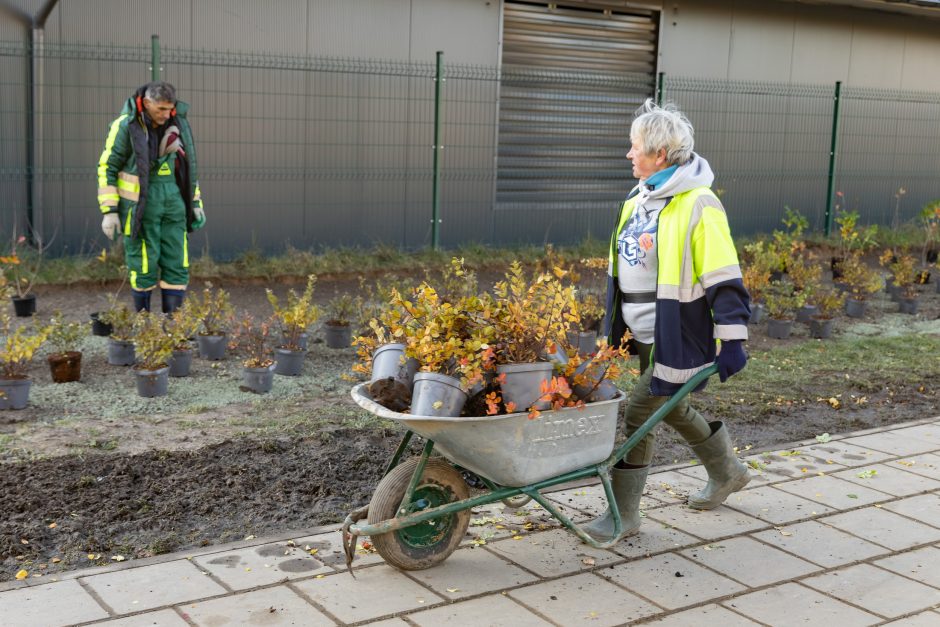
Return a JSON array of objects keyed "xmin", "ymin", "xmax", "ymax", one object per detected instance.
[{"xmin": 3, "ymin": 417, "xmax": 940, "ymax": 626}]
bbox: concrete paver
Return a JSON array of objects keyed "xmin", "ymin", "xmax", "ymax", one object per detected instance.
[
  {"xmin": 842, "ymin": 430, "xmax": 940, "ymax": 457},
  {"xmin": 645, "ymin": 502, "xmax": 769, "ymax": 540},
  {"xmin": 600, "ymin": 552, "xmax": 746, "ymax": 610},
  {"xmin": 403, "ymin": 545, "xmax": 538, "ymax": 600},
  {"xmin": 1, "ymin": 579, "xmax": 109, "ymax": 627},
  {"xmin": 880, "ymin": 492, "xmax": 940, "ymax": 527},
  {"xmin": 180, "ymin": 585, "xmax": 335, "ymax": 626},
  {"xmin": 831, "ymin": 463, "xmax": 940, "ymax": 496},
  {"xmin": 643, "ymin": 603, "xmax": 761, "ymax": 626},
  {"xmin": 4, "ymin": 416, "xmax": 940, "ymax": 627},
  {"xmin": 292, "ymin": 565, "xmax": 444, "ymax": 624},
  {"xmin": 886, "ymin": 453, "xmax": 940, "ymax": 480},
  {"xmin": 801, "ymin": 563, "xmax": 940, "ymax": 619},
  {"xmin": 722, "ymin": 582, "xmax": 881, "ymax": 626},
  {"xmin": 192, "ymin": 540, "xmax": 332, "ymax": 590},
  {"xmin": 750, "ymin": 520, "xmax": 890, "ymax": 568},
  {"xmin": 820, "ymin": 506, "xmax": 940, "ymax": 550},
  {"xmin": 608, "ymin": 520, "xmax": 701, "ymax": 559},
  {"xmin": 485, "ymin": 527, "xmax": 622, "ymax": 578},
  {"xmin": 82, "ymin": 560, "xmax": 227, "ymax": 614},
  {"xmin": 508, "ymin": 572, "xmax": 661, "ymax": 626},
  {"xmin": 91, "ymin": 609, "xmax": 188, "ymax": 626},
  {"xmin": 723, "ymin": 484, "xmax": 835, "ymax": 524},
  {"xmin": 679, "ymin": 536, "xmax": 822, "ymax": 587},
  {"xmin": 771, "ymin": 473, "xmax": 893, "ymax": 509},
  {"xmin": 407, "ymin": 593, "xmax": 552, "ymax": 626},
  {"xmin": 873, "ymin": 545, "xmax": 940, "ymax": 588}
]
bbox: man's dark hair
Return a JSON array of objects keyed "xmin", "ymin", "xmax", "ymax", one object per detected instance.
[{"xmin": 144, "ymin": 81, "xmax": 177, "ymax": 104}]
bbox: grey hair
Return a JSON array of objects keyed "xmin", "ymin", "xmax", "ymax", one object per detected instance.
[
  {"xmin": 630, "ymin": 99, "xmax": 694, "ymax": 166},
  {"xmin": 144, "ymin": 81, "xmax": 177, "ymax": 104}
]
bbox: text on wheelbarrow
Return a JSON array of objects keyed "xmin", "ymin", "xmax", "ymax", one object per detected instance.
[{"xmin": 530, "ymin": 415, "xmax": 603, "ymax": 444}]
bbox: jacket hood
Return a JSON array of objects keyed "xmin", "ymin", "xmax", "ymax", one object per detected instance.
[{"xmin": 634, "ymin": 152, "xmax": 714, "ymax": 201}]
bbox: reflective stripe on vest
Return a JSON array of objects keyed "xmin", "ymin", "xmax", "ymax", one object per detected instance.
[
  {"xmin": 97, "ymin": 114, "xmax": 129, "ymax": 211},
  {"xmin": 117, "ymin": 172, "xmax": 140, "ymax": 201}
]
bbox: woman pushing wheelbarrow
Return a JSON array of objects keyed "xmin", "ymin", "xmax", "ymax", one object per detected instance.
[
  {"xmin": 585, "ymin": 98, "xmax": 752, "ymax": 543},
  {"xmin": 344, "ymin": 99, "xmax": 752, "ymax": 571}
]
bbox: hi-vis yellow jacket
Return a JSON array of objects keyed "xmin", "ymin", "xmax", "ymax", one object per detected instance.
[
  {"xmin": 604, "ymin": 186, "xmax": 751, "ymax": 396},
  {"xmin": 96, "ymin": 87, "xmax": 202, "ymax": 239}
]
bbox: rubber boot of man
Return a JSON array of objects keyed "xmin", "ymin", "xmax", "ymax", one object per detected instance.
[
  {"xmin": 161, "ymin": 288, "xmax": 186, "ymax": 315},
  {"xmin": 132, "ymin": 289, "xmax": 151, "ymax": 312},
  {"xmin": 687, "ymin": 421, "xmax": 751, "ymax": 510},
  {"xmin": 582, "ymin": 465, "xmax": 649, "ymax": 542}
]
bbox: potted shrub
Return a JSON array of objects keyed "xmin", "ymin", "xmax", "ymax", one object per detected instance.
[
  {"xmin": 1, "ymin": 233, "xmax": 45, "ymax": 317},
  {"xmin": 165, "ymin": 300, "xmax": 201, "ymax": 377},
  {"xmin": 568, "ymin": 289, "xmax": 604, "ymax": 356},
  {"xmin": 808, "ymin": 289, "xmax": 845, "ymax": 339},
  {"xmin": 323, "ymin": 292, "xmax": 356, "ymax": 349},
  {"xmin": 99, "ymin": 296, "xmax": 136, "ymax": 366},
  {"xmin": 763, "ymin": 279, "xmax": 804, "ymax": 340},
  {"xmin": 839, "ymin": 254, "xmax": 882, "ymax": 318},
  {"xmin": 880, "ymin": 249, "xmax": 919, "ymax": 314},
  {"xmin": 917, "ymin": 200, "xmax": 939, "ymax": 283},
  {"xmin": 0, "ymin": 311, "xmax": 51, "ymax": 409},
  {"xmin": 741, "ymin": 241, "xmax": 776, "ymax": 324},
  {"xmin": 188, "ymin": 284, "xmax": 235, "ymax": 360},
  {"xmin": 267, "ymin": 274, "xmax": 319, "ymax": 375},
  {"xmin": 46, "ymin": 311, "xmax": 88, "ymax": 383},
  {"xmin": 485, "ymin": 261, "xmax": 578, "ymax": 412},
  {"xmin": 132, "ymin": 311, "xmax": 175, "ymax": 397},
  {"xmin": 396, "ymin": 280, "xmax": 493, "ymax": 417},
  {"xmin": 787, "ymin": 253, "xmax": 823, "ymax": 323},
  {"xmin": 831, "ymin": 207, "xmax": 878, "ymax": 282},
  {"xmin": 231, "ymin": 315, "xmax": 276, "ymax": 394},
  {"xmin": 353, "ymin": 305, "xmax": 418, "ymax": 412}
]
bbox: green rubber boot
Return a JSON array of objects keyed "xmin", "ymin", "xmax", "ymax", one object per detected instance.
[
  {"xmin": 582, "ymin": 465, "xmax": 649, "ymax": 542},
  {"xmin": 688, "ymin": 421, "xmax": 751, "ymax": 510}
]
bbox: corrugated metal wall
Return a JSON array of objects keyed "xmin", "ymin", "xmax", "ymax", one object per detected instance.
[{"xmin": 495, "ymin": 1, "xmax": 658, "ymax": 245}]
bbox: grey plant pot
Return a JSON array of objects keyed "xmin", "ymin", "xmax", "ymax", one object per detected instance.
[
  {"xmin": 135, "ymin": 366, "xmax": 169, "ymax": 398},
  {"xmin": 323, "ymin": 322, "xmax": 352, "ymax": 349},
  {"xmin": 809, "ymin": 318, "xmax": 834, "ymax": 339},
  {"xmin": 197, "ymin": 334, "xmax": 228, "ymax": 361},
  {"xmin": 766, "ymin": 318, "xmax": 793, "ymax": 340},
  {"xmin": 0, "ymin": 378, "xmax": 31, "ymax": 410},
  {"xmin": 497, "ymin": 361, "xmax": 554, "ymax": 412},
  {"xmin": 898, "ymin": 297, "xmax": 919, "ymax": 315},
  {"xmin": 370, "ymin": 343, "xmax": 418, "ymax": 391},
  {"xmin": 572, "ymin": 359, "xmax": 619, "ymax": 403},
  {"xmin": 168, "ymin": 348, "xmax": 193, "ymax": 377},
  {"xmin": 795, "ymin": 304, "xmax": 818, "ymax": 324},
  {"xmin": 844, "ymin": 299, "xmax": 867, "ymax": 319},
  {"xmin": 274, "ymin": 347, "xmax": 305, "ymax": 376},
  {"xmin": 242, "ymin": 364, "xmax": 275, "ymax": 393},
  {"xmin": 107, "ymin": 338, "xmax": 136, "ymax": 366},
  {"xmin": 411, "ymin": 372, "xmax": 468, "ymax": 417},
  {"xmin": 749, "ymin": 303, "xmax": 766, "ymax": 325}
]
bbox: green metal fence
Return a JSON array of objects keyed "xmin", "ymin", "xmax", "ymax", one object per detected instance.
[{"xmin": 2, "ymin": 40, "xmax": 939, "ymax": 257}]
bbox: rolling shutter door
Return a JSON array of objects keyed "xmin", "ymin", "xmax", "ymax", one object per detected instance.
[{"xmin": 497, "ymin": 1, "xmax": 658, "ymax": 212}]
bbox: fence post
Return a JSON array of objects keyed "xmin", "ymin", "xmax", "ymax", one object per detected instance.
[
  {"xmin": 151, "ymin": 34, "xmax": 161, "ymax": 81},
  {"xmin": 824, "ymin": 80, "xmax": 842, "ymax": 237},
  {"xmin": 431, "ymin": 51, "xmax": 443, "ymax": 250},
  {"xmin": 656, "ymin": 72, "xmax": 664, "ymax": 106}
]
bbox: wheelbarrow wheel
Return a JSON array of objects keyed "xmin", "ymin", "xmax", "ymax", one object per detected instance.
[{"xmin": 367, "ymin": 457, "xmax": 470, "ymax": 570}]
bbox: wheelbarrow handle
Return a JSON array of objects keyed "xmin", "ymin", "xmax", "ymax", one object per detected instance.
[{"xmin": 609, "ymin": 363, "xmax": 719, "ymax": 468}]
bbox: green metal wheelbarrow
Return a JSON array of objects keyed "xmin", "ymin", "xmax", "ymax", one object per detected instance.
[{"xmin": 341, "ymin": 364, "xmax": 718, "ymax": 572}]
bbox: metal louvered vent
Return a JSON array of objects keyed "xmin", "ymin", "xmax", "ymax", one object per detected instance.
[{"xmin": 497, "ymin": 1, "xmax": 658, "ymax": 212}]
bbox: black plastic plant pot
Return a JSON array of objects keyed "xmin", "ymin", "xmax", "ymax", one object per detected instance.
[
  {"xmin": 90, "ymin": 312, "xmax": 113, "ymax": 337},
  {"xmin": 11, "ymin": 294, "xmax": 36, "ymax": 317}
]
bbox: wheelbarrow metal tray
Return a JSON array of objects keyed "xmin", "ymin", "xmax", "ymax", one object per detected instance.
[{"xmin": 351, "ymin": 383, "xmax": 624, "ymax": 487}]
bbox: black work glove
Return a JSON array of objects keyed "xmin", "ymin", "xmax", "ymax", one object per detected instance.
[{"xmin": 716, "ymin": 340, "xmax": 747, "ymax": 382}]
